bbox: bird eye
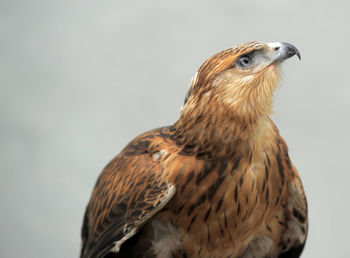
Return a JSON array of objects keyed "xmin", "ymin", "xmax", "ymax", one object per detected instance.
[{"xmin": 236, "ymin": 55, "xmax": 253, "ymax": 69}]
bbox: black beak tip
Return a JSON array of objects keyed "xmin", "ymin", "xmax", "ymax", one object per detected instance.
[{"xmin": 283, "ymin": 42, "xmax": 301, "ymax": 61}]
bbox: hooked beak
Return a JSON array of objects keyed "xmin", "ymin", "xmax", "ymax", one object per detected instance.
[{"xmin": 266, "ymin": 42, "xmax": 301, "ymax": 64}]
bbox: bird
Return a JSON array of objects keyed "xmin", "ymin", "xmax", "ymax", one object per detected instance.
[{"xmin": 80, "ymin": 41, "xmax": 308, "ymax": 258}]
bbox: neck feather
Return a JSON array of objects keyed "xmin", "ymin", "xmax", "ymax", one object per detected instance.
[{"xmin": 174, "ymin": 100, "xmax": 277, "ymax": 159}]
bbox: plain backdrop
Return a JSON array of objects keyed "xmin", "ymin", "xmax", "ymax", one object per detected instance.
[{"xmin": 1, "ymin": 1, "xmax": 349, "ymax": 257}]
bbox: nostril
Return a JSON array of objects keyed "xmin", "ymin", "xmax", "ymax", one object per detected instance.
[{"xmin": 273, "ymin": 46, "xmax": 280, "ymax": 51}]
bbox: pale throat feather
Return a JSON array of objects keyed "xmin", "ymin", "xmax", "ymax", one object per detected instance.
[{"xmin": 211, "ymin": 64, "xmax": 281, "ymax": 121}]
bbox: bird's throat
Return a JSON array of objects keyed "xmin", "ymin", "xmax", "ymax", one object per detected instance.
[{"xmin": 173, "ymin": 106, "xmax": 275, "ymax": 159}]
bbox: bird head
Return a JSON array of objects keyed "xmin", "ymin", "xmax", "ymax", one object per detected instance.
[{"xmin": 182, "ymin": 42, "xmax": 300, "ymax": 123}]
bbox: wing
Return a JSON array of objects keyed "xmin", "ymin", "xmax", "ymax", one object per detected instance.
[
  {"xmin": 81, "ymin": 129, "xmax": 176, "ymax": 258},
  {"xmin": 276, "ymin": 138, "xmax": 308, "ymax": 258},
  {"xmin": 277, "ymin": 172, "xmax": 308, "ymax": 258}
]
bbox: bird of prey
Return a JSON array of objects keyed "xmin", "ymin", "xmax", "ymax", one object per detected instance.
[{"xmin": 80, "ymin": 41, "xmax": 308, "ymax": 258}]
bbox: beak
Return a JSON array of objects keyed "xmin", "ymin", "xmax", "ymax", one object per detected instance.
[{"xmin": 266, "ymin": 42, "xmax": 301, "ymax": 64}]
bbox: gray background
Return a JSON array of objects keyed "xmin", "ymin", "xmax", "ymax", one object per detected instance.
[{"xmin": 1, "ymin": 0, "xmax": 349, "ymax": 257}]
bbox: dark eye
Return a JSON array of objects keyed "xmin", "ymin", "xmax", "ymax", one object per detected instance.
[{"xmin": 236, "ymin": 55, "xmax": 253, "ymax": 68}]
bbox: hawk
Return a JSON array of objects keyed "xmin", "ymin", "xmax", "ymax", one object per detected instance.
[{"xmin": 80, "ymin": 42, "xmax": 308, "ymax": 258}]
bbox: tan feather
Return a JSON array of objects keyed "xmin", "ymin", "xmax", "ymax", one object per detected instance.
[{"xmin": 81, "ymin": 42, "xmax": 307, "ymax": 258}]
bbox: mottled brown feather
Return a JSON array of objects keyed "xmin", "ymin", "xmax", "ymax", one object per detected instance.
[{"xmin": 81, "ymin": 41, "xmax": 308, "ymax": 258}]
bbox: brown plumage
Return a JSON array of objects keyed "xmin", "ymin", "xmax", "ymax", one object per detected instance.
[{"xmin": 81, "ymin": 41, "xmax": 308, "ymax": 258}]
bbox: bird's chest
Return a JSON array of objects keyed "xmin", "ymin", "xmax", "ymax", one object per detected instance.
[{"xmin": 167, "ymin": 152, "xmax": 287, "ymax": 257}]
